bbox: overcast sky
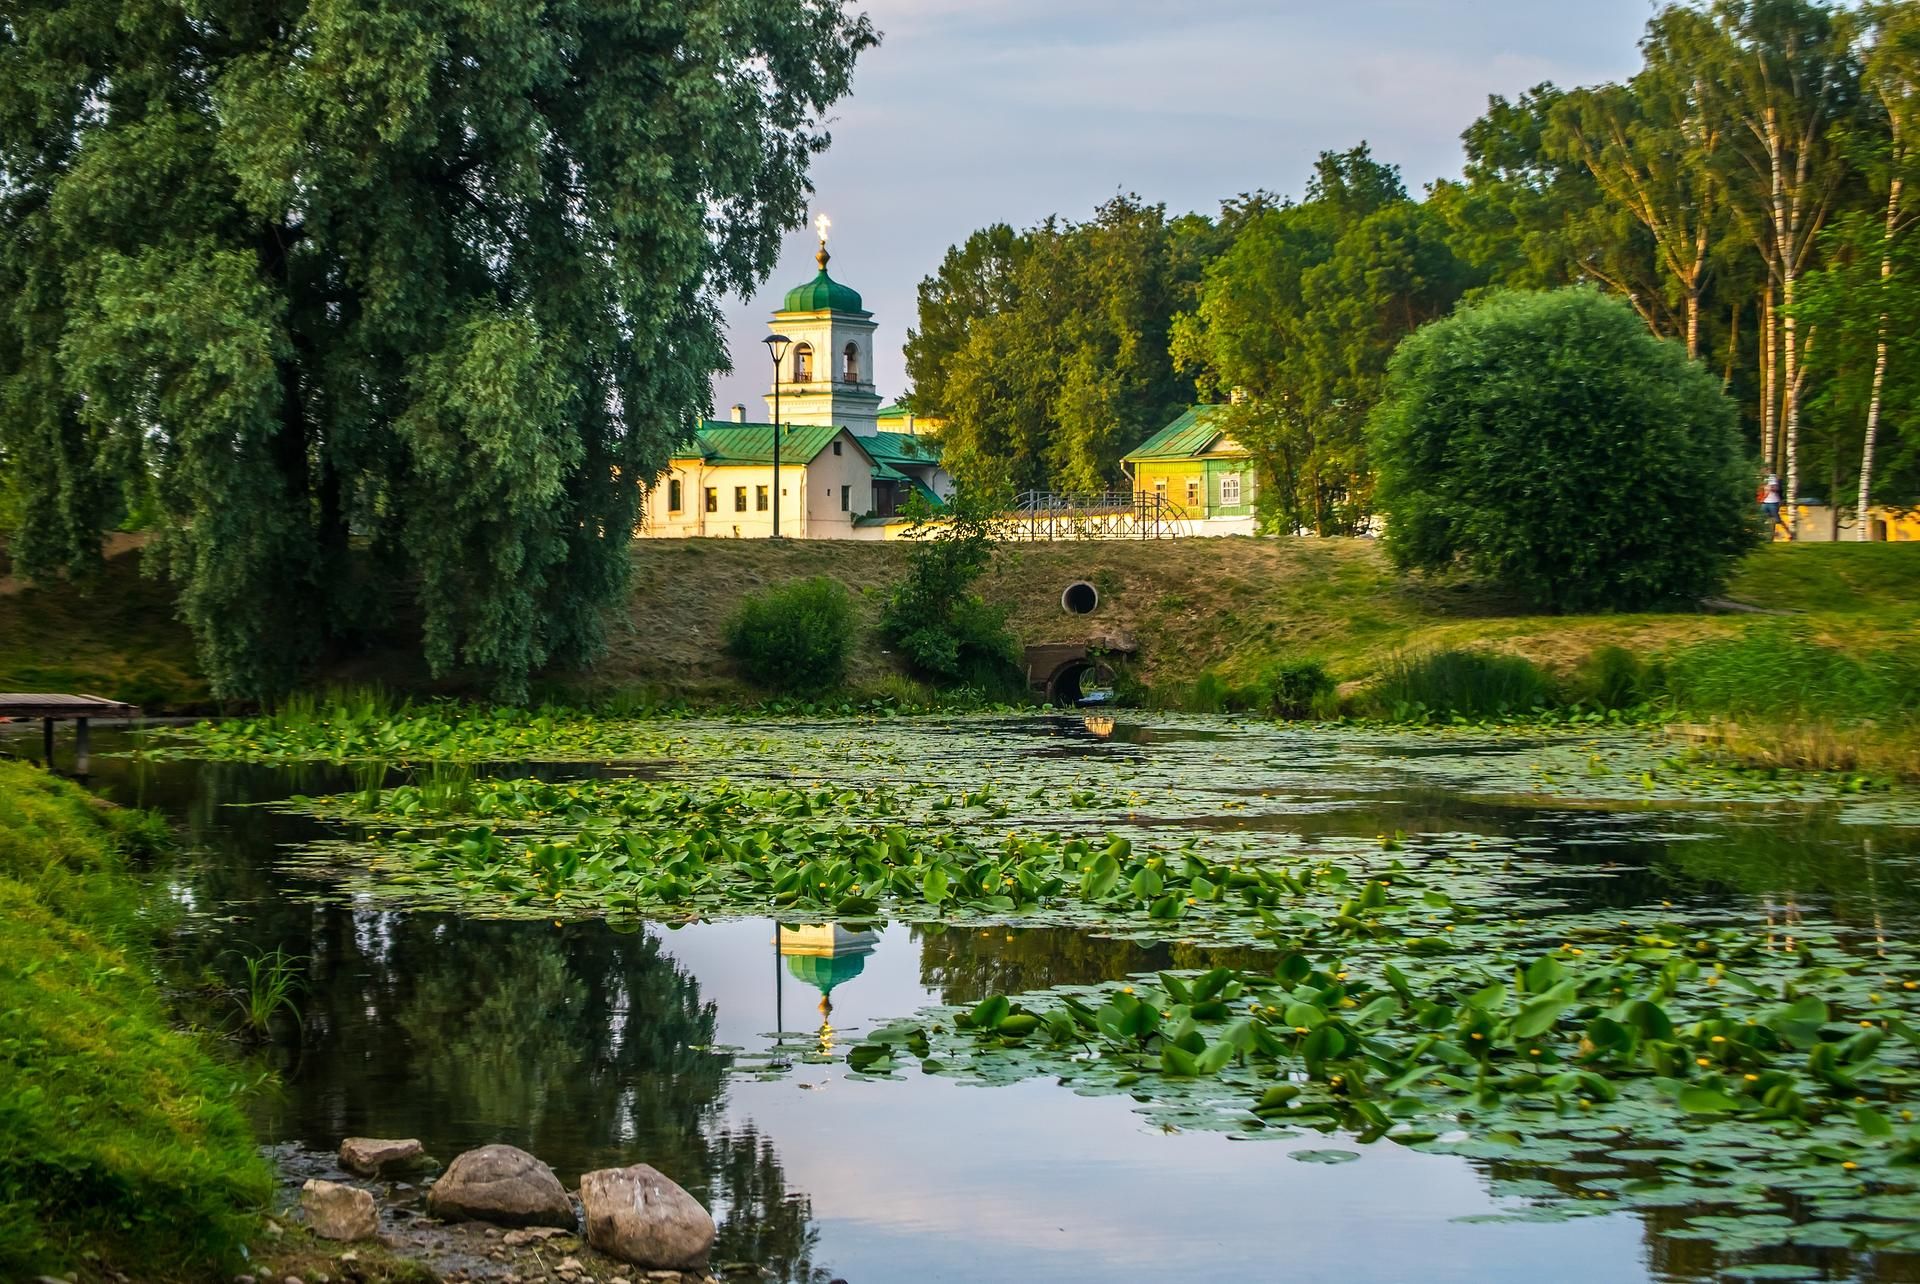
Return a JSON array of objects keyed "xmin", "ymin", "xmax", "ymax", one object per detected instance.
[{"xmin": 709, "ymin": 0, "xmax": 1661, "ymax": 415}]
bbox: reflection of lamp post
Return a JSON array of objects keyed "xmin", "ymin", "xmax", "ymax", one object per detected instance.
[
  {"xmin": 770, "ymin": 926, "xmax": 791, "ymax": 1071},
  {"xmin": 763, "ymin": 333, "xmax": 792, "ymax": 537}
]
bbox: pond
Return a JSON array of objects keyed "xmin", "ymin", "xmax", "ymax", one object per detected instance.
[{"xmin": 64, "ymin": 715, "xmax": 1920, "ymax": 1282}]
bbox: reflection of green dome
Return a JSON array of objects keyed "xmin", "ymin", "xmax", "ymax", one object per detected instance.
[
  {"xmin": 782, "ymin": 246, "xmax": 865, "ymax": 314},
  {"xmin": 786, "ymin": 952, "xmax": 868, "ymax": 995}
]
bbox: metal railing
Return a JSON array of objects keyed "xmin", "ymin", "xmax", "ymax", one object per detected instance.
[{"xmin": 1004, "ymin": 490, "xmax": 1184, "ymax": 540}]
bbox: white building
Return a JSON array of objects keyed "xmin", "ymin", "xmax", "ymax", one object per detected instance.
[{"xmin": 637, "ymin": 228, "xmax": 951, "ymax": 539}]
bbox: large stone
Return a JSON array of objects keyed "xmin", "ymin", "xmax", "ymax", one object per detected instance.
[
  {"xmin": 338, "ymin": 1137, "xmax": 425, "ymax": 1176},
  {"xmin": 579, "ymin": 1165, "xmax": 715, "ymax": 1269},
  {"xmin": 426, "ymin": 1145, "xmax": 574, "ymax": 1229},
  {"xmin": 301, "ymin": 1179, "xmax": 377, "ymax": 1241}
]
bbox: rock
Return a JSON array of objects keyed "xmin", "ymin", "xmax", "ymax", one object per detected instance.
[
  {"xmin": 426, "ymin": 1144, "xmax": 574, "ymax": 1229},
  {"xmin": 301, "ymin": 1178, "xmax": 378, "ymax": 1241},
  {"xmin": 502, "ymin": 1226, "xmax": 568, "ymax": 1247},
  {"xmin": 579, "ymin": 1165, "xmax": 715, "ymax": 1270},
  {"xmin": 234, "ymin": 1276, "xmax": 257, "ymax": 1284},
  {"xmin": 338, "ymin": 1136, "xmax": 425, "ymax": 1176},
  {"xmin": 556, "ymin": 1258, "xmax": 584, "ymax": 1274}
]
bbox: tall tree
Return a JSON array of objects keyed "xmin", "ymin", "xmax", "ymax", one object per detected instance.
[
  {"xmin": 1701, "ymin": 0, "xmax": 1858, "ymax": 529},
  {"xmin": 1176, "ymin": 146, "xmax": 1474, "ymax": 534},
  {"xmin": 1853, "ymin": 0, "xmax": 1920, "ymax": 531},
  {"xmin": 0, "ymin": 0, "xmax": 874, "ymax": 698},
  {"xmin": 915, "ymin": 196, "xmax": 1211, "ymax": 494},
  {"xmin": 1550, "ymin": 7, "xmax": 1727, "ymax": 359}
]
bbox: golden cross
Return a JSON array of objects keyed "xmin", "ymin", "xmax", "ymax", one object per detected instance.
[{"xmin": 815, "ymin": 213, "xmax": 831, "ymax": 244}]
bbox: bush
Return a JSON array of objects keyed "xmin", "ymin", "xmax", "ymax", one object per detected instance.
[
  {"xmin": 1252, "ymin": 658, "xmax": 1337, "ymax": 718},
  {"xmin": 1369, "ymin": 287, "xmax": 1757, "ymax": 611},
  {"xmin": 1571, "ymin": 645, "xmax": 1658, "ymax": 712},
  {"xmin": 1369, "ymin": 649, "xmax": 1554, "ymax": 720},
  {"xmin": 723, "ymin": 577, "xmax": 855, "ymax": 696},
  {"xmin": 880, "ymin": 491, "xmax": 1023, "ymax": 692}
]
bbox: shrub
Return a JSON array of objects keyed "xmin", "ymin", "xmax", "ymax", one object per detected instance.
[
  {"xmin": 1251, "ymin": 658, "xmax": 1337, "ymax": 718},
  {"xmin": 880, "ymin": 491, "xmax": 1022, "ymax": 691},
  {"xmin": 724, "ymin": 577, "xmax": 855, "ymax": 696},
  {"xmin": 1369, "ymin": 649, "xmax": 1554, "ymax": 720},
  {"xmin": 1571, "ymin": 645, "xmax": 1658, "ymax": 712},
  {"xmin": 1369, "ymin": 287, "xmax": 1757, "ymax": 611}
]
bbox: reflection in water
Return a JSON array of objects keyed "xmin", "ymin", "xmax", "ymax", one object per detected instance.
[
  {"xmin": 40, "ymin": 727, "xmax": 1920, "ymax": 1283},
  {"xmin": 779, "ymin": 924, "xmax": 879, "ymax": 1054}
]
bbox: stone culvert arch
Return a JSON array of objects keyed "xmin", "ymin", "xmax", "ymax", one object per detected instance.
[{"xmin": 1023, "ymin": 633, "xmax": 1137, "ymax": 706}]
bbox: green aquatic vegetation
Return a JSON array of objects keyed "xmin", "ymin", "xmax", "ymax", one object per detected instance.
[
  {"xmin": 847, "ymin": 931, "xmax": 1920, "ymax": 1259},
  {"xmin": 227, "ymin": 947, "xmax": 305, "ymax": 1041}
]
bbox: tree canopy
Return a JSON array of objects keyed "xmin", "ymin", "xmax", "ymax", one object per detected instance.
[
  {"xmin": 906, "ymin": 0, "xmax": 1920, "ymax": 539},
  {"xmin": 0, "ymin": 0, "xmax": 875, "ymax": 698},
  {"xmin": 1369, "ymin": 288, "xmax": 1755, "ymax": 612}
]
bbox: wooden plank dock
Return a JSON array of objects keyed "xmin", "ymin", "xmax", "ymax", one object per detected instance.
[{"xmin": 0, "ymin": 693, "xmax": 140, "ymax": 773}]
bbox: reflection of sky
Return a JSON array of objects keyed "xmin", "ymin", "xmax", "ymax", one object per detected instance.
[{"xmin": 656, "ymin": 918, "xmax": 1654, "ymax": 1283}]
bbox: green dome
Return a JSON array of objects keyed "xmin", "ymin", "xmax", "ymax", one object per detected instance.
[
  {"xmin": 782, "ymin": 268, "xmax": 864, "ymax": 314},
  {"xmin": 786, "ymin": 952, "xmax": 869, "ymax": 995}
]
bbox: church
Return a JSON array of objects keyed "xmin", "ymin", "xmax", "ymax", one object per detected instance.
[{"xmin": 636, "ymin": 220, "xmax": 952, "ymax": 540}]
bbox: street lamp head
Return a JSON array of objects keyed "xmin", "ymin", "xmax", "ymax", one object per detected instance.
[{"xmin": 764, "ymin": 332, "xmax": 793, "ymax": 365}]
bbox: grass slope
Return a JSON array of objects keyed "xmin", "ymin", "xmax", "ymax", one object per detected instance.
[
  {"xmin": 3, "ymin": 534, "xmax": 1915, "ymax": 714},
  {"xmin": 0, "ymin": 759, "xmax": 272, "ymax": 1278}
]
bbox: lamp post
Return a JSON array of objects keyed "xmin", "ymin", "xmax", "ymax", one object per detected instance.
[{"xmin": 764, "ymin": 332, "xmax": 793, "ymax": 537}]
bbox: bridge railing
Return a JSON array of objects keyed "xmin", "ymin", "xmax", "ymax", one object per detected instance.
[{"xmin": 1004, "ymin": 491, "xmax": 1183, "ymax": 541}]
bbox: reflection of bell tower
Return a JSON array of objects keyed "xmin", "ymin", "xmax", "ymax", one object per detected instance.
[{"xmin": 778, "ymin": 923, "xmax": 879, "ymax": 1055}]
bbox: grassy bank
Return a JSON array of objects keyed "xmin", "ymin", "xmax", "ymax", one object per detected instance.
[
  {"xmin": 0, "ymin": 759, "xmax": 272, "ymax": 1279},
  {"xmin": 6, "ymin": 534, "xmax": 1917, "ymax": 772}
]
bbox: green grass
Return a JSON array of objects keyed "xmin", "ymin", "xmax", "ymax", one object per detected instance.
[{"xmin": 0, "ymin": 759, "xmax": 272, "ymax": 1279}]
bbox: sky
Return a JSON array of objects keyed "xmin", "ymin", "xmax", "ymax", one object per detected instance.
[{"xmin": 709, "ymin": 0, "xmax": 1661, "ymax": 415}]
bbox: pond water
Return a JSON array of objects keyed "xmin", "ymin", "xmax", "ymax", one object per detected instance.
[{"xmin": 51, "ymin": 716, "xmax": 1920, "ymax": 1282}]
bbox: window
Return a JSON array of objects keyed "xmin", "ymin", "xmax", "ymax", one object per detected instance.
[
  {"xmin": 704, "ymin": 487, "xmax": 718, "ymax": 513},
  {"xmin": 841, "ymin": 484, "xmax": 851, "ymax": 512},
  {"xmin": 734, "ymin": 486, "xmax": 747, "ymax": 513},
  {"xmin": 1153, "ymin": 478, "xmax": 1168, "ymax": 501},
  {"xmin": 1220, "ymin": 473, "xmax": 1242, "ymax": 506},
  {"xmin": 668, "ymin": 478, "xmax": 683, "ymax": 513},
  {"xmin": 843, "ymin": 342, "xmax": 860, "ymax": 383},
  {"xmin": 832, "ymin": 440, "xmax": 842, "ymax": 456},
  {"xmin": 756, "ymin": 484, "xmax": 769, "ymax": 512},
  {"xmin": 1185, "ymin": 478, "xmax": 1201, "ymax": 510},
  {"xmin": 792, "ymin": 344, "xmax": 813, "ymax": 382}
]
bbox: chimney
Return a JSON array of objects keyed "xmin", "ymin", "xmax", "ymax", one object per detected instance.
[
  {"xmin": 906, "ymin": 412, "xmax": 916, "ymax": 434},
  {"xmin": 731, "ymin": 404, "xmax": 747, "ymax": 423}
]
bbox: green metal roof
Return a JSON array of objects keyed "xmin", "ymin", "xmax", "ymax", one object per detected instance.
[
  {"xmin": 874, "ymin": 402, "xmax": 909, "ymax": 418},
  {"xmin": 781, "ymin": 269, "xmax": 866, "ymax": 315},
  {"xmin": 685, "ymin": 422, "xmax": 863, "ymax": 466},
  {"xmin": 1123, "ymin": 404, "xmax": 1247, "ymax": 463},
  {"xmin": 865, "ymin": 430, "xmax": 942, "ymax": 466},
  {"xmin": 786, "ymin": 952, "xmax": 869, "ymax": 994}
]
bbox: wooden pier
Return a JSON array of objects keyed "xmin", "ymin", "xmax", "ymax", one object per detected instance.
[{"xmin": 0, "ymin": 693, "xmax": 139, "ymax": 773}]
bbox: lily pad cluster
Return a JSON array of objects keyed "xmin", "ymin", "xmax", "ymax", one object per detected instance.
[{"xmin": 850, "ymin": 935, "xmax": 1920, "ymax": 1259}]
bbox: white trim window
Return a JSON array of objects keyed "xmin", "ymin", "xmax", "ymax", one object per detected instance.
[{"xmin": 1219, "ymin": 473, "xmax": 1242, "ymax": 506}]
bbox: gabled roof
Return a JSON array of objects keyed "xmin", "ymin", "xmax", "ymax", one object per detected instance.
[
  {"xmin": 1123, "ymin": 404, "xmax": 1247, "ymax": 463},
  {"xmin": 683, "ymin": 422, "xmax": 863, "ymax": 467},
  {"xmin": 865, "ymin": 430, "xmax": 942, "ymax": 467}
]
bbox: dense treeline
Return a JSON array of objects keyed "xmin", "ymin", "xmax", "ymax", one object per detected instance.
[{"xmin": 906, "ymin": 0, "xmax": 1920, "ymax": 537}]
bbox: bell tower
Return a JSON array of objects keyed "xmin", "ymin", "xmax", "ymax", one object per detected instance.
[{"xmin": 764, "ymin": 215, "xmax": 883, "ymax": 436}]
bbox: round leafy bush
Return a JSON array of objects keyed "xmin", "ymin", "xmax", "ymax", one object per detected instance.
[
  {"xmin": 724, "ymin": 576, "xmax": 855, "ymax": 696},
  {"xmin": 1369, "ymin": 288, "xmax": 1756, "ymax": 611}
]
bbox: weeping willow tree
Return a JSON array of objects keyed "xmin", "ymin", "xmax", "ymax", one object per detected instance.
[{"xmin": 0, "ymin": 0, "xmax": 875, "ymax": 698}]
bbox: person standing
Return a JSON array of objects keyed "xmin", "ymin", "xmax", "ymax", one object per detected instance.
[{"xmin": 1760, "ymin": 473, "xmax": 1783, "ymax": 538}]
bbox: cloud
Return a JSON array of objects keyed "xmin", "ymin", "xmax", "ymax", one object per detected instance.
[{"xmin": 712, "ymin": 0, "xmax": 1654, "ymax": 409}]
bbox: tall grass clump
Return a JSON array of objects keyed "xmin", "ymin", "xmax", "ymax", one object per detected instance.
[
  {"xmin": 1369, "ymin": 649, "xmax": 1555, "ymax": 721},
  {"xmin": 1664, "ymin": 626, "xmax": 1920, "ymax": 724},
  {"xmin": 1183, "ymin": 660, "xmax": 1337, "ymax": 719},
  {"xmin": 724, "ymin": 576, "xmax": 856, "ymax": 696},
  {"xmin": 0, "ymin": 761, "xmax": 271, "ymax": 1278}
]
